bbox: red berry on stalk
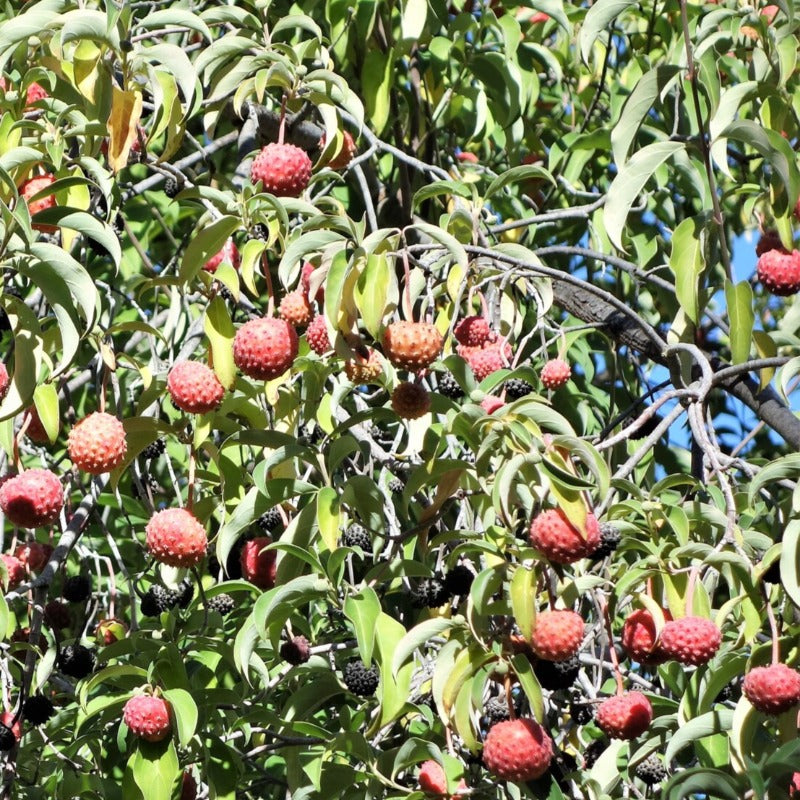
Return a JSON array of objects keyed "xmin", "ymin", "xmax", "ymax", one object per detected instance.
[
  {"xmin": 122, "ymin": 694, "xmax": 172, "ymax": 742},
  {"xmin": 0, "ymin": 363, "xmax": 8, "ymax": 403},
  {"xmin": 1, "ymin": 555, "xmax": 25, "ymax": 589},
  {"xmin": 68, "ymin": 412, "xmax": 127, "ymax": 475},
  {"xmin": 320, "ymin": 131, "xmax": 357, "ymax": 170},
  {"xmin": 344, "ymin": 349, "xmax": 383, "ymax": 383},
  {"xmin": 596, "ymin": 692, "xmax": 652, "ymax": 739},
  {"xmin": 306, "ymin": 315, "xmax": 331, "ymax": 355},
  {"xmin": 14, "ymin": 541, "xmax": 53, "ymax": 572},
  {"xmin": 145, "ymin": 508, "xmax": 207, "ymax": 568},
  {"xmin": 454, "ymin": 315, "xmax": 491, "ymax": 347},
  {"xmin": 391, "ymin": 382, "xmax": 431, "ymax": 419},
  {"xmin": 382, "ymin": 321, "xmax": 443, "ymax": 372},
  {"xmin": 240, "ymin": 536, "xmax": 277, "ymax": 589},
  {"xmin": 0, "ymin": 469, "xmax": 63, "ymax": 528},
  {"xmin": 417, "ymin": 760, "xmax": 467, "ymax": 796},
  {"xmin": 755, "ymin": 230, "xmax": 786, "ymax": 257},
  {"xmin": 540, "ymin": 358, "xmax": 571, "ymax": 390},
  {"xmin": 250, "ymin": 142, "xmax": 312, "ymax": 198},
  {"xmin": 203, "ymin": 239, "xmax": 240, "ymax": 273},
  {"xmin": 279, "ymin": 290, "xmax": 314, "ymax": 328},
  {"xmin": 621, "ymin": 608, "xmax": 672, "ymax": 665},
  {"xmin": 757, "ymin": 249, "xmax": 800, "ymax": 296},
  {"xmin": 20, "ymin": 174, "xmax": 57, "ymax": 232},
  {"xmin": 742, "ymin": 663, "xmax": 800, "ymax": 715},
  {"xmin": 167, "ymin": 361, "xmax": 225, "ymax": 415},
  {"xmin": 482, "ymin": 718, "xmax": 554, "ymax": 781},
  {"xmin": 480, "ymin": 395, "xmax": 504, "ymax": 414},
  {"xmin": 467, "ymin": 346, "xmax": 507, "ymax": 380},
  {"xmin": 233, "ymin": 318, "xmax": 298, "ymax": 381},
  {"xmin": 658, "ymin": 616, "xmax": 721, "ymax": 666},
  {"xmin": 529, "ymin": 508, "xmax": 600, "ymax": 564},
  {"xmin": 530, "ymin": 610, "xmax": 585, "ymax": 661},
  {"xmin": 301, "ymin": 262, "xmax": 324, "ymax": 303}
]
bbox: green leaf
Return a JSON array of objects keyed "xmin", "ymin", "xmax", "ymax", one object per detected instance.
[
  {"xmin": 724, "ymin": 279, "xmax": 754, "ymax": 365},
  {"xmin": 604, "ymin": 141, "xmax": 684, "ymax": 250},
  {"xmin": 161, "ymin": 689, "xmax": 197, "ymax": 748},
  {"xmin": 509, "ymin": 566, "xmax": 537, "ymax": 641},
  {"xmin": 484, "ymin": 164, "xmax": 556, "ymax": 200},
  {"xmin": 361, "ymin": 47, "xmax": 394, "ymax": 135},
  {"xmin": 668, "ymin": 215, "xmax": 706, "ymax": 324},
  {"xmin": 316, "ymin": 487, "xmax": 339, "ymax": 552},
  {"xmin": 401, "ymin": 0, "xmax": 427, "ymax": 43},
  {"xmin": 129, "ymin": 740, "xmax": 180, "ymax": 800},
  {"xmin": 580, "ymin": 0, "xmax": 637, "ymax": 63},
  {"xmin": 343, "ymin": 586, "xmax": 380, "ymax": 665},
  {"xmin": 510, "ymin": 654, "xmax": 544, "ymax": 722},
  {"xmin": 204, "ymin": 296, "xmax": 236, "ymax": 390},
  {"xmin": 780, "ymin": 519, "xmax": 800, "ymax": 611},
  {"xmin": 664, "ymin": 708, "xmax": 733, "ymax": 763},
  {"xmin": 180, "ymin": 217, "xmax": 240, "ymax": 284},
  {"xmin": 354, "ymin": 254, "xmax": 396, "ymax": 339},
  {"xmin": 392, "ymin": 617, "xmax": 462, "ymax": 676},
  {"xmin": 32, "ymin": 383, "xmax": 59, "ymax": 443}
]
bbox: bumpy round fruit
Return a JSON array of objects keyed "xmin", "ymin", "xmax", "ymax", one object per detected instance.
[
  {"xmin": 535, "ymin": 654, "xmax": 580, "ymax": 691},
  {"xmin": 306, "ymin": 314, "xmax": 331, "ymax": 355},
  {"xmin": 391, "ymin": 382, "xmax": 431, "ymax": 419},
  {"xmin": 742, "ymin": 663, "xmax": 800, "ymax": 715},
  {"xmin": 382, "ymin": 321, "xmax": 443, "ymax": 372},
  {"xmin": 467, "ymin": 347, "xmax": 507, "ymax": 380},
  {"xmin": 756, "ymin": 230, "xmax": 786, "ymax": 257},
  {"xmin": 25, "ymin": 82, "xmax": 48, "ymax": 106},
  {"xmin": 20, "ymin": 174, "xmax": 57, "ymax": 230},
  {"xmin": 342, "ymin": 659, "xmax": 380, "ymax": 696},
  {"xmin": 24, "ymin": 406, "xmax": 49, "ymax": 443},
  {"xmin": 250, "ymin": 143, "xmax": 312, "ymax": 197},
  {"xmin": 454, "ymin": 315, "xmax": 492, "ymax": 347},
  {"xmin": 659, "ymin": 616, "xmax": 721, "ymax": 666},
  {"xmin": 57, "ymin": 643, "xmax": 96, "ymax": 679},
  {"xmin": 280, "ymin": 635, "xmax": 311, "ymax": 665},
  {"xmin": 530, "ymin": 610, "xmax": 585, "ymax": 661},
  {"xmin": 635, "ymin": 755, "xmax": 668, "ymax": 786},
  {"xmin": 621, "ymin": 608, "xmax": 672, "ymax": 665},
  {"xmin": 15, "ymin": 542, "xmax": 53, "ymax": 572},
  {"xmin": 757, "ymin": 249, "xmax": 800, "ymax": 296},
  {"xmin": 68, "ymin": 412, "xmax": 127, "ymax": 475},
  {"xmin": 167, "ymin": 361, "xmax": 225, "ymax": 415},
  {"xmin": 240, "ymin": 536, "xmax": 277, "ymax": 589},
  {"xmin": 0, "ymin": 363, "xmax": 8, "ymax": 404},
  {"xmin": 145, "ymin": 508, "xmax": 207, "ymax": 568},
  {"xmin": 596, "ymin": 692, "xmax": 652, "ymax": 739},
  {"xmin": 233, "ymin": 317, "xmax": 298, "ymax": 381},
  {"xmin": 480, "ymin": 395, "xmax": 505, "ymax": 414},
  {"xmin": 1, "ymin": 555, "xmax": 24, "ymax": 589},
  {"xmin": 320, "ymin": 131, "xmax": 357, "ymax": 170},
  {"xmin": 203, "ymin": 239, "xmax": 240, "ymax": 273},
  {"xmin": 344, "ymin": 348, "xmax": 382, "ymax": 383},
  {"xmin": 540, "ymin": 358, "xmax": 571, "ymax": 389},
  {"xmin": 123, "ymin": 694, "xmax": 172, "ymax": 742},
  {"xmin": 279, "ymin": 290, "xmax": 314, "ymax": 327},
  {"xmin": 504, "ymin": 378, "xmax": 533, "ymax": 400},
  {"xmin": 529, "ymin": 508, "xmax": 601, "ymax": 564},
  {"xmin": 0, "ymin": 469, "xmax": 63, "ymax": 528},
  {"xmin": 483, "ymin": 718, "xmax": 554, "ymax": 781},
  {"xmin": 417, "ymin": 760, "xmax": 467, "ymax": 797}
]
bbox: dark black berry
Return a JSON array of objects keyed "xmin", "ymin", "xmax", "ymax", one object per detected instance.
[
  {"xmin": 504, "ymin": 378, "xmax": 533, "ymax": 400},
  {"xmin": 716, "ymin": 679, "xmax": 741, "ymax": 704},
  {"xmin": 112, "ymin": 214, "xmax": 124, "ymax": 235},
  {"xmin": 140, "ymin": 586, "xmax": 177, "ymax": 617},
  {"xmin": 171, "ymin": 578, "xmax": 194, "ymax": 609},
  {"xmin": 437, "ymin": 371, "xmax": 464, "ymax": 399},
  {"xmin": 635, "ymin": 754, "xmax": 667, "ymax": 785},
  {"xmin": 301, "ymin": 424, "xmax": 324, "ymax": 444},
  {"xmin": 534, "ymin": 654, "xmax": 580, "ymax": 691},
  {"xmin": 570, "ymin": 698, "xmax": 594, "ymax": 725},
  {"xmin": 142, "ymin": 438, "xmax": 166, "ymax": 460},
  {"xmin": 483, "ymin": 696, "xmax": 510, "ymax": 728},
  {"xmin": 341, "ymin": 524, "xmax": 371, "ymax": 551},
  {"xmin": 207, "ymin": 593, "xmax": 235, "ymax": 616},
  {"xmin": 257, "ymin": 508, "xmax": 282, "ymax": 533},
  {"xmin": 762, "ymin": 558, "xmax": 781, "ymax": 584},
  {"xmin": 63, "ymin": 575, "xmax": 91, "ymax": 603},
  {"xmin": 342, "ymin": 659, "xmax": 379, "ymax": 697},
  {"xmin": 444, "ymin": 564, "xmax": 474, "ymax": 596},
  {"xmin": 22, "ymin": 694, "xmax": 54, "ymax": 726},
  {"xmin": 44, "ymin": 601, "xmax": 71, "ymax": 630},
  {"xmin": 218, "ymin": 284, "xmax": 235, "ymax": 304},
  {"xmin": 131, "ymin": 474, "xmax": 159, "ymax": 501},
  {"xmin": 591, "ymin": 523, "xmax": 621, "ymax": 560},
  {"xmin": 0, "ymin": 724, "xmax": 15, "ymax": 751},
  {"xmin": 388, "ymin": 478, "xmax": 404, "ymax": 493},
  {"xmin": 410, "ymin": 577, "xmax": 450, "ymax": 608},
  {"xmin": 251, "ymin": 223, "xmax": 269, "ymax": 241},
  {"xmin": 163, "ymin": 177, "xmax": 179, "ymax": 198},
  {"xmin": 57, "ymin": 644, "xmax": 96, "ymax": 679},
  {"xmin": 627, "ymin": 411, "xmax": 662, "ymax": 441},
  {"xmin": 280, "ymin": 635, "xmax": 311, "ymax": 665},
  {"xmin": 583, "ymin": 739, "xmax": 605, "ymax": 769}
]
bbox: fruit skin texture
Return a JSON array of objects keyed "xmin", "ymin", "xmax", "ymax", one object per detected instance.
[
  {"xmin": 756, "ymin": 249, "xmax": 800, "ymax": 296},
  {"xmin": 320, "ymin": 131, "xmax": 356, "ymax": 170},
  {"xmin": 342, "ymin": 659, "xmax": 380, "ymax": 696},
  {"xmin": 382, "ymin": 321, "xmax": 443, "ymax": 372},
  {"xmin": 621, "ymin": 608, "xmax": 672, "ymax": 665},
  {"xmin": 167, "ymin": 361, "xmax": 225, "ymax": 415},
  {"xmin": 391, "ymin": 382, "xmax": 431, "ymax": 419},
  {"xmin": 250, "ymin": 143, "xmax": 312, "ymax": 198},
  {"xmin": 145, "ymin": 508, "xmax": 207, "ymax": 568},
  {"xmin": 480, "ymin": 395, "xmax": 504, "ymax": 414},
  {"xmin": 20, "ymin": 175, "xmax": 57, "ymax": 232},
  {"xmin": 123, "ymin": 694, "xmax": 172, "ymax": 742},
  {"xmin": 233, "ymin": 317, "xmax": 298, "ymax": 381},
  {"xmin": 467, "ymin": 347, "xmax": 506, "ymax": 380},
  {"xmin": 0, "ymin": 468, "xmax": 63, "ymax": 528},
  {"xmin": 1, "ymin": 555, "xmax": 25, "ymax": 588},
  {"xmin": 742, "ymin": 663, "xmax": 800, "ymax": 714},
  {"xmin": 0, "ymin": 363, "xmax": 8, "ymax": 403},
  {"xmin": 301, "ymin": 262, "xmax": 324, "ymax": 303},
  {"xmin": 344, "ymin": 348, "xmax": 382, "ymax": 383},
  {"xmin": 279, "ymin": 290, "xmax": 314, "ymax": 328},
  {"xmin": 756, "ymin": 230, "xmax": 786, "ymax": 257},
  {"xmin": 417, "ymin": 760, "xmax": 467, "ymax": 796},
  {"xmin": 596, "ymin": 692, "xmax": 653, "ymax": 739},
  {"xmin": 306, "ymin": 315, "xmax": 331, "ymax": 355},
  {"xmin": 482, "ymin": 718, "xmax": 554, "ymax": 782},
  {"xmin": 529, "ymin": 508, "xmax": 601, "ymax": 564},
  {"xmin": 540, "ymin": 358, "xmax": 571, "ymax": 389},
  {"xmin": 454, "ymin": 315, "xmax": 492, "ymax": 347},
  {"xmin": 240, "ymin": 536, "xmax": 277, "ymax": 590},
  {"xmin": 15, "ymin": 542, "xmax": 53, "ymax": 572},
  {"xmin": 530, "ymin": 610, "xmax": 584, "ymax": 661},
  {"xmin": 67, "ymin": 412, "xmax": 127, "ymax": 475},
  {"xmin": 659, "ymin": 616, "xmax": 721, "ymax": 666},
  {"xmin": 203, "ymin": 239, "xmax": 240, "ymax": 273}
]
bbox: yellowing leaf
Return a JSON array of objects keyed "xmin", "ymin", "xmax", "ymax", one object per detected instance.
[{"xmin": 107, "ymin": 88, "xmax": 143, "ymax": 173}]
